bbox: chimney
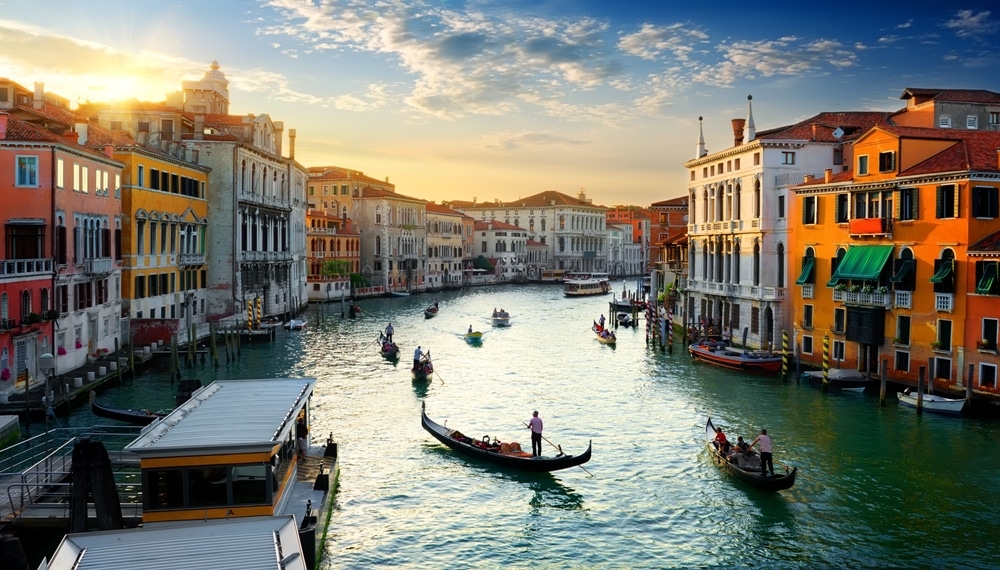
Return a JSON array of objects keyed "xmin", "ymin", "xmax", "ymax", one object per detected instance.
[
  {"xmin": 288, "ymin": 128, "xmax": 296, "ymax": 160},
  {"xmin": 104, "ymin": 144, "xmax": 114, "ymax": 158},
  {"xmin": 64, "ymin": 131, "xmax": 79, "ymax": 143},
  {"xmin": 75, "ymin": 122, "xmax": 88, "ymax": 145},
  {"xmin": 803, "ymin": 174, "xmax": 815, "ymax": 183},
  {"xmin": 731, "ymin": 118, "xmax": 746, "ymax": 146},
  {"xmin": 194, "ymin": 114, "xmax": 205, "ymax": 140},
  {"xmin": 824, "ymin": 168, "xmax": 833, "ymax": 183},
  {"xmin": 0, "ymin": 112, "xmax": 7, "ymax": 140},
  {"xmin": 33, "ymin": 82, "xmax": 44, "ymax": 110}
]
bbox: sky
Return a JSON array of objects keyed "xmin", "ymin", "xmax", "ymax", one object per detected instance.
[{"xmin": 2, "ymin": 1, "xmax": 1000, "ymax": 208}]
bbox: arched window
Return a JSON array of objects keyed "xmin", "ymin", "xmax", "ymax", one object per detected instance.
[
  {"xmin": 734, "ymin": 183, "xmax": 742, "ymax": 220},
  {"xmin": 754, "ymin": 180, "xmax": 762, "ymax": 218},
  {"xmin": 375, "ymin": 235, "xmax": 382, "ymax": 256}
]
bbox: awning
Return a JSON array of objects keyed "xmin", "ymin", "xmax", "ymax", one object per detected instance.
[
  {"xmin": 976, "ymin": 263, "xmax": 997, "ymax": 294},
  {"xmin": 829, "ymin": 245, "xmax": 894, "ymax": 282},
  {"xmin": 890, "ymin": 259, "xmax": 915, "ymax": 283},
  {"xmin": 929, "ymin": 261, "xmax": 953, "ymax": 283},
  {"xmin": 795, "ymin": 257, "xmax": 815, "ymax": 285}
]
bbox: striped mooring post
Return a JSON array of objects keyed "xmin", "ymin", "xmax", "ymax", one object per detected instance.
[
  {"xmin": 246, "ymin": 301, "xmax": 253, "ymax": 331},
  {"xmin": 645, "ymin": 304, "xmax": 653, "ymax": 346},
  {"xmin": 822, "ymin": 334, "xmax": 830, "ymax": 385},
  {"xmin": 781, "ymin": 329, "xmax": 789, "ymax": 381},
  {"xmin": 666, "ymin": 312, "xmax": 673, "ymax": 354}
]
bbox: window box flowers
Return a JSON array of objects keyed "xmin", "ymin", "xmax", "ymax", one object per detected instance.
[{"xmin": 57, "ymin": 346, "xmax": 67, "ymax": 356}]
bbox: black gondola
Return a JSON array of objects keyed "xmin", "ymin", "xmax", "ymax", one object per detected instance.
[
  {"xmin": 412, "ymin": 355, "xmax": 433, "ymax": 381},
  {"xmin": 705, "ymin": 417, "xmax": 796, "ymax": 491},
  {"xmin": 379, "ymin": 336, "xmax": 399, "ymax": 360},
  {"xmin": 421, "ymin": 402, "xmax": 592, "ymax": 472},
  {"xmin": 91, "ymin": 397, "xmax": 165, "ymax": 425},
  {"xmin": 424, "ymin": 305, "xmax": 439, "ymax": 319}
]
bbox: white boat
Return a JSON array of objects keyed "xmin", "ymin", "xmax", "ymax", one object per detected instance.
[
  {"xmin": 616, "ymin": 312, "xmax": 633, "ymax": 327},
  {"xmin": 564, "ymin": 278, "xmax": 611, "ymax": 297},
  {"xmin": 491, "ymin": 311, "xmax": 511, "ymax": 326},
  {"xmin": 283, "ymin": 318, "xmax": 307, "ymax": 331},
  {"xmin": 897, "ymin": 390, "xmax": 966, "ymax": 414},
  {"xmin": 803, "ymin": 368, "xmax": 872, "ymax": 392},
  {"xmin": 389, "ymin": 291, "xmax": 411, "ymax": 297}
]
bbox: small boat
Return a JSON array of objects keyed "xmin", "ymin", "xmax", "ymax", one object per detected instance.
[
  {"xmin": 91, "ymin": 396, "xmax": 165, "ymax": 425},
  {"xmin": 564, "ymin": 278, "xmax": 611, "ymax": 297},
  {"xmin": 804, "ymin": 368, "xmax": 873, "ymax": 392},
  {"xmin": 348, "ymin": 304, "xmax": 362, "ymax": 319},
  {"xmin": 413, "ymin": 355, "xmax": 434, "ymax": 381},
  {"xmin": 424, "ymin": 305, "xmax": 440, "ymax": 319},
  {"xmin": 593, "ymin": 323, "xmax": 616, "ymax": 345},
  {"xmin": 688, "ymin": 340, "xmax": 781, "ymax": 374},
  {"xmin": 616, "ymin": 312, "xmax": 633, "ymax": 327},
  {"xmin": 421, "ymin": 402, "xmax": 592, "ymax": 472},
  {"xmin": 389, "ymin": 290, "xmax": 411, "ymax": 297},
  {"xmin": 464, "ymin": 331, "xmax": 484, "ymax": 344},
  {"xmin": 897, "ymin": 390, "xmax": 966, "ymax": 414},
  {"xmin": 380, "ymin": 340, "xmax": 400, "ymax": 360},
  {"xmin": 283, "ymin": 318, "xmax": 307, "ymax": 331},
  {"xmin": 705, "ymin": 417, "xmax": 796, "ymax": 491},
  {"xmin": 491, "ymin": 311, "xmax": 511, "ymax": 327}
]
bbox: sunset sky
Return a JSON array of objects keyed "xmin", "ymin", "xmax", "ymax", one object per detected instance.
[{"xmin": 3, "ymin": 1, "xmax": 999, "ymax": 207}]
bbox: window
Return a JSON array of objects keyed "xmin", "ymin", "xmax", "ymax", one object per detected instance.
[
  {"xmin": 781, "ymin": 151, "xmax": 795, "ymax": 165},
  {"xmin": 138, "ymin": 121, "xmax": 150, "ymax": 132},
  {"xmin": 896, "ymin": 315, "xmax": 910, "ymax": 344},
  {"xmin": 939, "ymin": 115, "xmax": 951, "ymax": 128},
  {"xmin": 983, "ymin": 318, "xmax": 999, "ymax": 348},
  {"xmin": 802, "ymin": 305, "xmax": 813, "ymax": 329},
  {"xmin": 81, "ymin": 165, "xmax": 88, "ymax": 193},
  {"xmin": 778, "ymin": 196, "xmax": 785, "ymax": 219},
  {"xmin": 802, "ymin": 336, "xmax": 813, "ymax": 354},
  {"xmin": 936, "ymin": 319, "xmax": 952, "ymax": 351},
  {"xmin": 878, "ymin": 151, "xmax": 896, "ymax": 172},
  {"xmin": 802, "ymin": 196, "xmax": 816, "ymax": 224},
  {"xmin": 899, "ymin": 188, "xmax": 918, "ymax": 221},
  {"xmin": 110, "ymin": 120, "xmax": 122, "ymax": 131},
  {"xmin": 972, "ymin": 186, "xmax": 998, "ymax": 218},
  {"xmin": 858, "ymin": 155, "xmax": 869, "ymax": 175},
  {"xmin": 934, "ymin": 357, "xmax": 952, "ymax": 380},
  {"xmin": 935, "ymin": 185, "xmax": 957, "ymax": 218},
  {"xmin": 895, "ymin": 350, "xmax": 910, "ymax": 373},
  {"xmin": 833, "ymin": 147, "xmax": 843, "ymax": 166},
  {"xmin": 835, "ymin": 194, "xmax": 849, "ymax": 223},
  {"xmin": 832, "ymin": 340, "xmax": 845, "ymax": 362},
  {"xmin": 990, "ymin": 111, "xmax": 1000, "ymax": 127},
  {"xmin": 56, "ymin": 158, "xmax": 64, "ymax": 188},
  {"xmin": 981, "ymin": 364, "xmax": 997, "ymax": 388},
  {"xmin": 976, "ymin": 261, "xmax": 999, "ymax": 295},
  {"xmin": 16, "ymin": 156, "xmax": 38, "ymax": 186},
  {"xmin": 833, "ymin": 307, "xmax": 846, "ymax": 333},
  {"xmin": 966, "ymin": 115, "xmax": 978, "ymax": 130}
]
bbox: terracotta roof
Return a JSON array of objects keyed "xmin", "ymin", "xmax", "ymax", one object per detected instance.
[
  {"xmin": 359, "ymin": 185, "xmax": 424, "ymax": 203},
  {"xmin": 969, "ymin": 231, "xmax": 1000, "ymax": 256},
  {"xmin": 526, "ymin": 239, "xmax": 546, "ymax": 247},
  {"xmin": 473, "ymin": 219, "xmax": 526, "ymax": 231},
  {"xmin": 2, "ymin": 115, "xmax": 62, "ymax": 142},
  {"xmin": 660, "ymin": 234, "xmax": 688, "ymax": 246},
  {"xmin": 651, "ymin": 196, "xmax": 688, "ymax": 208},
  {"xmin": 900, "ymin": 88, "xmax": 1000, "ymax": 105},
  {"xmin": 425, "ymin": 203, "xmax": 464, "ymax": 216},
  {"xmin": 308, "ymin": 166, "xmax": 393, "ymax": 187},
  {"xmin": 448, "ymin": 190, "xmax": 606, "ymax": 210},
  {"xmin": 755, "ymin": 111, "xmax": 894, "ymax": 143}
]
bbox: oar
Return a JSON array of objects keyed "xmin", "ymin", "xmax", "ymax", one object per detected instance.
[
  {"xmin": 522, "ymin": 421, "xmax": 593, "ymax": 476},
  {"xmin": 775, "ymin": 459, "xmax": 815, "ymax": 482},
  {"xmin": 433, "ymin": 369, "xmax": 445, "ymax": 384}
]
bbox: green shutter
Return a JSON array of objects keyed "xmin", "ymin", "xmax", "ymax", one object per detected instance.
[
  {"xmin": 930, "ymin": 260, "xmax": 953, "ymax": 283},
  {"xmin": 976, "ymin": 262, "xmax": 997, "ymax": 294},
  {"xmin": 890, "ymin": 259, "xmax": 914, "ymax": 283},
  {"xmin": 830, "ymin": 245, "xmax": 894, "ymax": 281},
  {"xmin": 796, "ymin": 257, "xmax": 816, "ymax": 285},
  {"xmin": 936, "ymin": 186, "xmax": 945, "ymax": 218}
]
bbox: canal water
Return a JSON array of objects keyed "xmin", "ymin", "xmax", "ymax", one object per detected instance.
[{"xmin": 48, "ymin": 283, "xmax": 1000, "ymax": 569}]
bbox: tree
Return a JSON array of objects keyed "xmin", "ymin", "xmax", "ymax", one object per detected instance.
[
  {"xmin": 472, "ymin": 255, "xmax": 493, "ymax": 272},
  {"xmin": 322, "ymin": 259, "xmax": 352, "ymax": 277}
]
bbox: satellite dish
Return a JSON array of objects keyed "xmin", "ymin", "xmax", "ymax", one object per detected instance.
[{"xmin": 832, "ymin": 127, "xmax": 845, "ymax": 139}]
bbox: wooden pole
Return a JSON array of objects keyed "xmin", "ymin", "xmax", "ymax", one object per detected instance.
[
  {"xmin": 879, "ymin": 358, "xmax": 888, "ymax": 407},
  {"xmin": 967, "ymin": 363, "xmax": 975, "ymax": 410},
  {"xmin": 171, "ymin": 336, "xmax": 179, "ymax": 382},
  {"xmin": 822, "ymin": 334, "xmax": 830, "ymax": 388},
  {"xmin": 210, "ymin": 324, "xmax": 219, "ymax": 367},
  {"xmin": 781, "ymin": 329, "xmax": 789, "ymax": 382},
  {"xmin": 917, "ymin": 366, "xmax": 925, "ymax": 414}
]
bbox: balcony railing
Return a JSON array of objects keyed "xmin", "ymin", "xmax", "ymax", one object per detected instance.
[
  {"xmin": 83, "ymin": 257, "xmax": 113, "ymax": 275},
  {"xmin": 178, "ymin": 253, "xmax": 206, "ymax": 266},
  {"xmin": 1, "ymin": 258, "xmax": 53, "ymax": 278},
  {"xmin": 894, "ymin": 291, "xmax": 912, "ymax": 309},
  {"xmin": 935, "ymin": 293, "xmax": 954, "ymax": 312},
  {"xmin": 0, "ymin": 318, "xmax": 16, "ymax": 331},
  {"xmin": 801, "ymin": 284, "xmax": 814, "ymax": 299},
  {"xmin": 833, "ymin": 289, "xmax": 891, "ymax": 307}
]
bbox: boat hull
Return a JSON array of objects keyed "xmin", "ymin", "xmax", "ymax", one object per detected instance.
[
  {"xmin": 804, "ymin": 370, "xmax": 872, "ymax": 392},
  {"xmin": 91, "ymin": 399, "xmax": 164, "ymax": 425},
  {"xmin": 424, "ymin": 307, "xmax": 439, "ymax": 319},
  {"xmin": 422, "ymin": 403, "xmax": 592, "ymax": 472},
  {"xmin": 689, "ymin": 343, "xmax": 781, "ymax": 374},
  {"xmin": 705, "ymin": 418, "xmax": 795, "ymax": 491},
  {"xmin": 897, "ymin": 391, "xmax": 965, "ymax": 414},
  {"xmin": 380, "ymin": 343, "xmax": 400, "ymax": 360},
  {"xmin": 492, "ymin": 317, "xmax": 510, "ymax": 327},
  {"xmin": 593, "ymin": 325, "xmax": 616, "ymax": 345}
]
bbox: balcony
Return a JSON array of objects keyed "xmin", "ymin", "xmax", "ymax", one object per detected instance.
[
  {"xmin": 833, "ymin": 289, "xmax": 891, "ymax": 307},
  {"xmin": 83, "ymin": 257, "xmax": 113, "ymax": 275},
  {"xmin": 1, "ymin": 258, "xmax": 53, "ymax": 278},
  {"xmin": 894, "ymin": 291, "xmax": 912, "ymax": 309},
  {"xmin": 178, "ymin": 253, "xmax": 206, "ymax": 266},
  {"xmin": 935, "ymin": 293, "xmax": 954, "ymax": 312},
  {"xmin": 849, "ymin": 217, "xmax": 892, "ymax": 237},
  {"xmin": 801, "ymin": 284, "xmax": 814, "ymax": 299},
  {"xmin": 0, "ymin": 318, "xmax": 16, "ymax": 331}
]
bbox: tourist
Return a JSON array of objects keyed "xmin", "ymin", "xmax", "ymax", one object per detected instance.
[
  {"xmin": 296, "ymin": 416, "xmax": 309, "ymax": 459},
  {"xmin": 385, "ymin": 322, "xmax": 394, "ymax": 343},
  {"xmin": 527, "ymin": 411, "xmax": 543, "ymax": 457},
  {"xmin": 413, "ymin": 346, "xmax": 423, "ymax": 371},
  {"xmin": 750, "ymin": 429, "xmax": 775, "ymax": 476},
  {"xmin": 713, "ymin": 426, "xmax": 730, "ymax": 454}
]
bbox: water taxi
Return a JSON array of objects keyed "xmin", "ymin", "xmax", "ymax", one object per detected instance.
[
  {"xmin": 564, "ymin": 278, "xmax": 611, "ymax": 297},
  {"xmin": 539, "ymin": 269, "xmax": 567, "ymax": 283}
]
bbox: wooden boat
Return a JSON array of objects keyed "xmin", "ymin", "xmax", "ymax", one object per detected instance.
[
  {"xmin": 464, "ymin": 331, "xmax": 484, "ymax": 344},
  {"xmin": 593, "ymin": 323, "xmax": 616, "ymax": 345},
  {"xmin": 412, "ymin": 355, "xmax": 434, "ymax": 381},
  {"xmin": 424, "ymin": 305, "xmax": 439, "ymax": 319},
  {"xmin": 804, "ymin": 368, "xmax": 873, "ymax": 392},
  {"xmin": 421, "ymin": 402, "xmax": 592, "ymax": 472},
  {"xmin": 688, "ymin": 340, "xmax": 781, "ymax": 374},
  {"xmin": 389, "ymin": 290, "xmax": 410, "ymax": 297},
  {"xmin": 897, "ymin": 390, "xmax": 966, "ymax": 414},
  {"xmin": 90, "ymin": 396, "xmax": 165, "ymax": 425},
  {"xmin": 348, "ymin": 304, "xmax": 362, "ymax": 319},
  {"xmin": 123, "ymin": 378, "xmax": 339, "ymax": 567},
  {"xmin": 564, "ymin": 278, "xmax": 611, "ymax": 297},
  {"xmin": 283, "ymin": 318, "xmax": 307, "ymax": 331},
  {"xmin": 380, "ymin": 340, "xmax": 400, "ymax": 360},
  {"xmin": 705, "ymin": 417, "xmax": 796, "ymax": 491}
]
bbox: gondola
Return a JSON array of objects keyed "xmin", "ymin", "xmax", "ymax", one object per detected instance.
[
  {"xmin": 91, "ymin": 396, "xmax": 165, "ymax": 425},
  {"xmin": 424, "ymin": 305, "xmax": 439, "ymax": 319},
  {"xmin": 704, "ymin": 417, "xmax": 796, "ymax": 491},
  {"xmin": 421, "ymin": 402, "xmax": 592, "ymax": 472},
  {"xmin": 412, "ymin": 355, "xmax": 434, "ymax": 381},
  {"xmin": 593, "ymin": 323, "xmax": 616, "ymax": 345},
  {"xmin": 380, "ymin": 338, "xmax": 400, "ymax": 360}
]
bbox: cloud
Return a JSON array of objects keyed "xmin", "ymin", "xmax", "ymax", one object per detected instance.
[
  {"xmin": 896, "ymin": 20, "xmax": 913, "ymax": 30},
  {"xmin": 617, "ymin": 23, "xmax": 709, "ymax": 62},
  {"xmin": 481, "ymin": 130, "xmax": 590, "ymax": 152},
  {"xmin": 942, "ymin": 9, "xmax": 998, "ymax": 39},
  {"xmin": 692, "ymin": 36, "xmax": 858, "ymax": 87}
]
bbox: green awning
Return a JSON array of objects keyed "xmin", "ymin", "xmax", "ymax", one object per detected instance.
[
  {"xmin": 795, "ymin": 257, "xmax": 815, "ymax": 285},
  {"xmin": 890, "ymin": 259, "xmax": 915, "ymax": 283},
  {"xmin": 830, "ymin": 245, "xmax": 894, "ymax": 281},
  {"xmin": 976, "ymin": 263, "xmax": 997, "ymax": 294},
  {"xmin": 930, "ymin": 261, "xmax": 953, "ymax": 283}
]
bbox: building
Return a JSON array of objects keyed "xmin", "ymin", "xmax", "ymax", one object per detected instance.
[
  {"xmin": 354, "ymin": 186, "xmax": 427, "ymax": 293},
  {"xmin": 606, "ymin": 205, "xmax": 651, "ymax": 275},
  {"xmin": 684, "ymin": 94, "xmax": 890, "ymax": 347},
  {"xmin": 425, "ymin": 203, "xmax": 465, "ymax": 290},
  {"xmin": 445, "ymin": 190, "xmax": 608, "ymax": 274},
  {"xmin": 305, "ymin": 167, "xmax": 365, "ymax": 301},
  {"xmin": 473, "ymin": 220, "xmax": 528, "ymax": 282},
  {"xmin": 966, "ymin": 231, "xmax": 1000, "ymax": 395}
]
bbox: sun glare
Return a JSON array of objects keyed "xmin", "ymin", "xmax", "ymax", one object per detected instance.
[{"xmin": 75, "ymin": 73, "xmax": 170, "ymax": 105}]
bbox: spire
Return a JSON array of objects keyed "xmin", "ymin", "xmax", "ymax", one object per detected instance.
[
  {"xmin": 745, "ymin": 94, "xmax": 756, "ymax": 142},
  {"xmin": 696, "ymin": 116, "xmax": 707, "ymax": 158}
]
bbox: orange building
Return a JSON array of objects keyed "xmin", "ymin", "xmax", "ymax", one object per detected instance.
[
  {"xmin": 791, "ymin": 125, "xmax": 1000, "ymax": 395},
  {"xmin": 965, "ymin": 231, "xmax": 1000, "ymax": 395}
]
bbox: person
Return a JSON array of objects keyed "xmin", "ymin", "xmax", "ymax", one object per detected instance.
[
  {"xmin": 734, "ymin": 435, "xmax": 750, "ymax": 454},
  {"xmin": 434, "ymin": 301, "xmax": 439, "ymax": 309},
  {"xmin": 468, "ymin": 324, "xmax": 473, "ymax": 334},
  {"xmin": 493, "ymin": 308, "xmax": 498, "ymax": 317},
  {"xmin": 599, "ymin": 314, "xmax": 606, "ymax": 329},
  {"xmin": 413, "ymin": 345, "xmax": 423, "ymax": 371},
  {"xmin": 527, "ymin": 411, "xmax": 543, "ymax": 457},
  {"xmin": 713, "ymin": 426, "xmax": 730, "ymax": 454},
  {"xmin": 296, "ymin": 416, "xmax": 309, "ymax": 459},
  {"xmin": 385, "ymin": 322, "xmax": 394, "ymax": 343},
  {"xmin": 750, "ymin": 428, "xmax": 775, "ymax": 476}
]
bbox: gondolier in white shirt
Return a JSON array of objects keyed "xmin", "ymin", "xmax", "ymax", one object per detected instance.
[
  {"xmin": 750, "ymin": 428, "xmax": 775, "ymax": 477},
  {"xmin": 527, "ymin": 411, "xmax": 543, "ymax": 457},
  {"xmin": 413, "ymin": 346, "xmax": 423, "ymax": 371}
]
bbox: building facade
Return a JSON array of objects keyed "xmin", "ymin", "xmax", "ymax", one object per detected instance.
[
  {"xmin": 354, "ymin": 186, "xmax": 427, "ymax": 293},
  {"xmin": 425, "ymin": 203, "xmax": 465, "ymax": 290}
]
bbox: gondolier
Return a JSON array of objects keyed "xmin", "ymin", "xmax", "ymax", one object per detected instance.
[
  {"xmin": 385, "ymin": 322, "xmax": 394, "ymax": 343},
  {"xmin": 527, "ymin": 411, "xmax": 543, "ymax": 457},
  {"xmin": 413, "ymin": 346, "xmax": 423, "ymax": 371},
  {"xmin": 750, "ymin": 429, "xmax": 775, "ymax": 477}
]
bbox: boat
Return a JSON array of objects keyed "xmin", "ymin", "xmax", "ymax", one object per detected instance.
[
  {"xmin": 616, "ymin": 312, "xmax": 633, "ymax": 327},
  {"xmin": 380, "ymin": 339, "xmax": 400, "ymax": 360},
  {"xmin": 389, "ymin": 290, "xmax": 411, "ymax": 297},
  {"xmin": 413, "ymin": 354, "xmax": 434, "ymax": 381},
  {"xmin": 421, "ymin": 402, "xmax": 592, "ymax": 472},
  {"xmin": 424, "ymin": 304, "xmax": 439, "ymax": 319},
  {"xmin": 122, "ymin": 378, "xmax": 339, "ymax": 568},
  {"xmin": 803, "ymin": 368, "xmax": 873, "ymax": 392},
  {"xmin": 491, "ymin": 310, "xmax": 511, "ymax": 327},
  {"xmin": 90, "ymin": 394, "xmax": 165, "ymax": 425},
  {"xmin": 348, "ymin": 304, "xmax": 362, "ymax": 319},
  {"xmin": 283, "ymin": 318, "xmax": 307, "ymax": 331},
  {"xmin": 564, "ymin": 278, "xmax": 611, "ymax": 297},
  {"xmin": 705, "ymin": 417, "xmax": 796, "ymax": 491},
  {"xmin": 593, "ymin": 323, "xmax": 616, "ymax": 345},
  {"xmin": 539, "ymin": 269, "xmax": 566, "ymax": 283},
  {"xmin": 464, "ymin": 331, "xmax": 484, "ymax": 344},
  {"xmin": 897, "ymin": 389, "xmax": 966, "ymax": 414},
  {"xmin": 688, "ymin": 339, "xmax": 782, "ymax": 374}
]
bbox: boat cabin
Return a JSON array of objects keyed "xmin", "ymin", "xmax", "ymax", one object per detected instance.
[
  {"xmin": 564, "ymin": 278, "xmax": 612, "ymax": 296},
  {"xmin": 124, "ymin": 378, "xmax": 317, "ymax": 524}
]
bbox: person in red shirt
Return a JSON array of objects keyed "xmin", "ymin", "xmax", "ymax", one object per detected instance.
[{"xmin": 713, "ymin": 426, "xmax": 730, "ymax": 455}]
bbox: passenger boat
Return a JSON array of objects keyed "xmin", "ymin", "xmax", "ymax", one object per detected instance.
[
  {"xmin": 424, "ymin": 305, "xmax": 439, "ymax": 319},
  {"xmin": 122, "ymin": 378, "xmax": 339, "ymax": 568},
  {"xmin": 539, "ymin": 269, "xmax": 566, "ymax": 283},
  {"xmin": 593, "ymin": 323, "xmax": 616, "ymax": 345},
  {"xmin": 421, "ymin": 402, "xmax": 592, "ymax": 472},
  {"xmin": 283, "ymin": 318, "xmax": 307, "ymax": 331},
  {"xmin": 688, "ymin": 340, "xmax": 781, "ymax": 374},
  {"xmin": 564, "ymin": 278, "xmax": 611, "ymax": 297},
  {"xmin": 491, "ymin": 310, "xmax": 511, "ymax": 327},
  {"xmin": 897, "ymin": 390, "xmax": 966, "ymax": 414},
  {"xmin": 380, "ymin": 339, "xmax": 400, "ymax": 360},
  {"xmin": 803, "ymin": 368, "xmax": 873, "ymax": 392},
  {"xmin": 90, "ymin": 394, "xmax": 165, "ymax": 425},
  {"xmin": 413, "ymin": 355, "xmax": 434, "ymax": 381},
  {"xmin": 705, "ymin": 417, "xmax": 796, "ymax": 491}
]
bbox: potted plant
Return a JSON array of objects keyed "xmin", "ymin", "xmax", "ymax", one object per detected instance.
[
  {"xmin": 57, "ymin": 346, "xmax": 67, "ymax": 356},
  {"xmin": 877, "ymin": 286, "xmax": 889, "ymax": 294},
  {"xmin": 849, "ymin": 284, "xmax": 861, "ymax": 293},
  {"xmin": 930, "ymin": 341, "xmax": 944, "ymax": 350},
  {"xmin": 43, "ymin": 309, "xmax": 60, "ymax": 321},
  {"xmin": 893, "ymin": 337, "xmax": 905, "ymax": 345},
  {"xmin": 861, "ymin": 285, "xmax": 874, "ymax": 294},
  {"xmin": 834, "ymin": 283, "xmax": 847, "ymax": 292},
  {"xmin": 75, "ymin": 340, "xmax": 83, "ymax": 349},
  {"xmin": 24, "ymin": 312, "xmax": 42, "ymax": 325}
]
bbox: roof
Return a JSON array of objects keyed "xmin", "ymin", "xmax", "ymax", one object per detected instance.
[
  {"xmin": 44, "ymin": 516, "xmax": 306, "ymax": 570},
  {"xmin": 474, "ymin": 219, "xmax": 526, "ymax": 232},
  {"xmin": 425, "ymin": 202, "xmax": 464, "ymax": 216},
  {"xmin": 969, "ymin": 231, "xmax": 1000, "ymax": 256},
  {"xmin": 124, "ymin": 378, "xmax": 315, "ymax": 457},
  {"xmin": 755, "ymin": 111, "xmax": 894, "ymax": 144},
  {"xmin": 900, "ymin": 88, "xmax": 1000, "ymax": 105},
  {"xmin": 651, "ymin": 196, "xmax": 688, "ymax": 208},
  {"xmin": 448, "ymin": 190, "xmax": 607, "ymax": 210},
  {"xmin": 359, "ymin": 185, "xmax": 425, "ymax": 203}
]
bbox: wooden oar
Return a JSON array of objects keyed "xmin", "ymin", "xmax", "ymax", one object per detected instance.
[
  {"xmin": 522, "ymin": 421, "xmax": 593, "ymax": 476},
  {"xmin": 433, "ymin": 369, "xmax": 445, "ymax": 384}
]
